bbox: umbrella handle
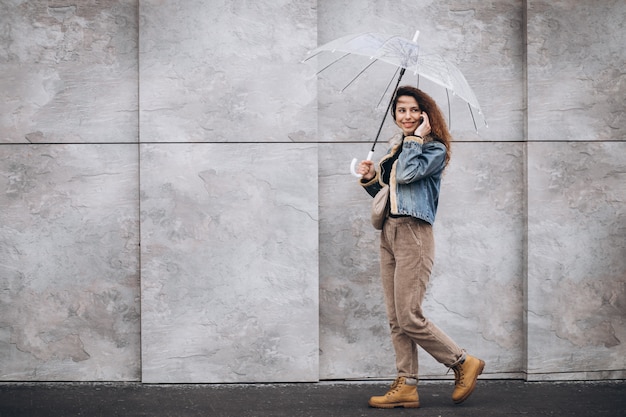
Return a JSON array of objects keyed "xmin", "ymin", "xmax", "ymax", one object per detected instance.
[{"xmin": 350, "ymin": 151, "xmax": 374, "ymax": 178}]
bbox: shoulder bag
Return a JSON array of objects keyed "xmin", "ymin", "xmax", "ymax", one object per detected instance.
[{"xmin": 371, "ymin": 184, "xmax": 390, "ymax": 230}]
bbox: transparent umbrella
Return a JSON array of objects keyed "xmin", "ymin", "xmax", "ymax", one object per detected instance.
[{"xmin": 304, "ymin": 30, "xmax": 486, "ymax": 177}]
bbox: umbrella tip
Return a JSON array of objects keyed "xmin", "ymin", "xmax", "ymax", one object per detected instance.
[{"xmin": 412, "ymin": 30, "xmax": 420, "ymax": 42}]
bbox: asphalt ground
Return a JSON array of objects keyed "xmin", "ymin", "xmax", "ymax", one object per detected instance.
[{"xmin": 1, "ymin": 380, "xmax": 625, "ymax": 417}]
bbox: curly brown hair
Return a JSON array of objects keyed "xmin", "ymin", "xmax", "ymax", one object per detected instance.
[{"xmin": 391, "ymin": 85, "xmax": 452, "ymax": 166}]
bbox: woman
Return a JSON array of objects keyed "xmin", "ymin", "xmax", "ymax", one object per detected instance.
[{"xmin": 357, "ymin": 86, "xmax": 484, "ymax": 409}]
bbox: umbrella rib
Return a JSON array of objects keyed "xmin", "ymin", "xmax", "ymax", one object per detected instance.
[
  {"xmin": 446, "ymin": 89, "xmax": 451, "ymax": 130},
  {"xmin": 302, "ymin": 50, "xmax": 322, "ymax": 62},
  {"xmin": 341, "ymin": 58, "xmax": 380, "ymax": 92},
  {"xmin": 468, "ymin": 102, "xmax": 478, "ymax": 132},
  {"xmin": 314, "ymin": 52, "xmax": 351, "ymax": 75},
  {"xmin": 377, "ymin": 67, "xmax": 401, "ymax": 108}
]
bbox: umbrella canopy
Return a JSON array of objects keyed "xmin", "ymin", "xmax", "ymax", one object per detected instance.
[
  {"xmin": 304, "ymin": 31, "xmax": 485, "ymax": 176},
  {"xmin": 307, "ymin": 32, "xmax": 482, "ymax": 112}
]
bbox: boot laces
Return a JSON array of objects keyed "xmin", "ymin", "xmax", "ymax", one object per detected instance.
[
  {"xmin": 452, "ymin": 365, "xmax": 465, "ymax": 386},
  {"xmin": 387, "ymin": 378, "xmax": 403, "ymax": 395}
]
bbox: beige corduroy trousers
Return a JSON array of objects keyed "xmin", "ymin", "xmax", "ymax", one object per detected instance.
[{"xmin": 380, "ymin": 216, "xmax": 465, "ymax": 379}]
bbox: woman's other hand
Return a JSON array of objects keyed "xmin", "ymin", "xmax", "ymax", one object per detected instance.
[{"xmin": 414, "ymin": 112, "xmax": 431, "ymax": 138}]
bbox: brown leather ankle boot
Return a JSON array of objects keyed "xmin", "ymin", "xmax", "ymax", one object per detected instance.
[
  {"xmin": 452, "ymin": 354, "xmax": 485, "ymax": 404},
  {"xmin": 368, "ymin": 377, "xmax": 420, "ymax": 409}
]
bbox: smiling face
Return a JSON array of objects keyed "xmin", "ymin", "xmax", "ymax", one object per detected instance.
[{"xmin": 394, "ymin": 95, "xmax": 422, "ymax": 136}]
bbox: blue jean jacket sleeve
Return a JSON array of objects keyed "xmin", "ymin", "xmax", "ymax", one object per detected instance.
[{"xmin": 396, "ymin": 139, "xmax": 447, "ymax": 184}]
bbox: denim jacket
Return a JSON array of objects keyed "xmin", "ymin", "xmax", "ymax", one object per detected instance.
[{"xmin": 360, "ymin": 135, "xmax": 447, "ymax": 225}]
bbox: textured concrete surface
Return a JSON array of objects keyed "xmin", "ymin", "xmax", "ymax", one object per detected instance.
[
  {"xmin": 1, "ymin": 0, "xmax": 625, "ymax": 384},
  {"xmin": 0, "ymin": 0, "xmax": 138, "ymax": 143},
  {"xmin": 1, "ymin": 380, "xmax": 625, "ymax": 417},
  {"xmin": 139, "ymin": 0, "xmax": 317, "ymax": 142},
  {"xmin": 527, "ymin": 142, "xmax": 626, "ymax": 380},
  {"xmin": 528, "ymin": 0, "xmax": 625, "ymax": 141},
  {"xmin": 139, "ymin": 143, "xmax": 319, "ymax": 383},
  {"xmin": 0, "ymin": 145, "xmax": 140, "ymax": 380}
]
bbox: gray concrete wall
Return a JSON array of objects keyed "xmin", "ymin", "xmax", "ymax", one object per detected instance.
[
  {"xmin": 1, "ymin": 0, "xmax": 140, "ymax": 381},
  {"xmin": 0, "ymin": 0, "xmax": 624, "ymax": 382}
]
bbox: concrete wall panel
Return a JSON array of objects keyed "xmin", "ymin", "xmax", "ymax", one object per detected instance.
[
  {"xmin": 0, "ymin": 144, "xmax": 140, "ymax": 381},
  {"xmin": 527, "ymin": 0, "xmax": 626, "ymax": 141},
  {"xmin": 139, "ymin": 0, "xmax": 317, "ymax": 143},
  {"xmin": 319, "ymin": 142, "xmax": 525, "ymax": 379},
  {"xmin": 139, "ymin": 143, "xmax": 319, "ymax": 383},
  {"xmin": 315, "ymin": 0, "xmax": 524, "ymax": 143},
  {"xmin": 527, "ymin": 142, "xmax": 626, "ymax": 380},
  {"xmin": 0, "ymin": 0, "xmax": 138, "ymax": 144}
]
